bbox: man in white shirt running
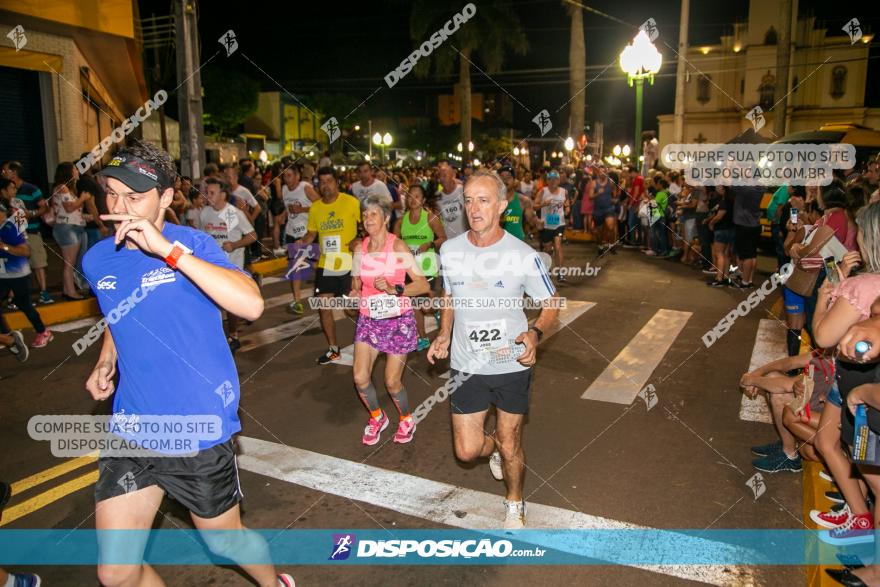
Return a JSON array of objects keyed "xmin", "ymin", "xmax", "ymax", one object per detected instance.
[
  {"xmin": 427, "ymin": 170, "xmax": 559, "ymax": 528},
  {"xmin": 223, "ymin": 164, "xmax": 262, "ymax": 226},
  {"xmin": 351, "ymin": 162, "xmax": 391, "ymax": 206},
  {"xmin": 200, "ymin": 177, "xmax": 256, "ymax": 352}
]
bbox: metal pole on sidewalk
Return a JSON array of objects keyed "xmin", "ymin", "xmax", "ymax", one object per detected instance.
[
  {"xmin": 175, "ymin": 0, "xmax": 206, "ymax": 179},
  {"xmin": 672, "ymin": 0, "xmax": 690, "ymax": 143}
]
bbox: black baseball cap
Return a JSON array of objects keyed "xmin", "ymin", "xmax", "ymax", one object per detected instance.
[
  {"xmin": 498, "ymin": 165, "xmax": 515, "ymax": 175},
  {"xmin": 97, "ymin": 153, "xmax": 173, "ymax": 193}
]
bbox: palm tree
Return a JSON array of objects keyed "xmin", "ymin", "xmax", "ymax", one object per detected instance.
[
  {"xmin": 567, "ymin": 2, "xmax": 585, "ymax": 139},
  {"xmin": 408, "ymin": 1, "xmax": 527, "ymax": 162}
]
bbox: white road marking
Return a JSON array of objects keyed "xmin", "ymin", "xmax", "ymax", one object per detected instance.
[
  {"xmin": 238, "ymin": 316, "xmax": 320, "ymax": 353},
  {"xmin": 581, "ymin": 309, "xmax": 692, "ymax": 404},
  {"xmin": 739, "ymin": 319, "xmax": 786, "ymax": 423},
  {"xmin": 49, "ymin": 317, "xmax": 98, "ymax": 332},
  {"xmin": 329, "ymin": 300, "xmax": 595, "ymax": 367},
  {"xmin": 237, "ymin": 436, "xmax": 756, "ymax": 585},
  {"xmin": 264, "ymin": 288, "xmax": 314, "ymax": 310}
]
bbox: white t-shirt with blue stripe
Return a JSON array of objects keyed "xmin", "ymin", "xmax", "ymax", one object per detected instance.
[{"xmin": 440, "ymin": 231, "xmax": 555, "ymax": 376}]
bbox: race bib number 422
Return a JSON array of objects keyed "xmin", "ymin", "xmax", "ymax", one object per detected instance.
[{"xmin": 466, "ymin": 320, "xmax": 508, "ymax": 353}]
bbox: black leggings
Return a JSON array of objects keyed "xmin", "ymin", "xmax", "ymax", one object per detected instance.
[{"xmin": 0, "ymin": 275, "xmax": 46, "ymax": 334}]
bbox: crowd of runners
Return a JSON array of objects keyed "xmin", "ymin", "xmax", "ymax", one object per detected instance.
[{"xmin": 4, "ymin": 137, "xmax": 880, "ymax": 586}]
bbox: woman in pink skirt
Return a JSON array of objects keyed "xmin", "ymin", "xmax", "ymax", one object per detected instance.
[{"xmin": 351, "ymin": 193, "xmax": 429, "ymax": 445}]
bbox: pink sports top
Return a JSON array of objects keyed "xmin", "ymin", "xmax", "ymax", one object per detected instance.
[{"xmin": 358, "ymin": 233, "xmax": 411, "ymax": 316}]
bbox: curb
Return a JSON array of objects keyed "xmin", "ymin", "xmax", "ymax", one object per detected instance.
[
  {"xmin": 564, "ymin": 229, "xmax": 597, "ymax": 242},
  {"xmin": 5, "ymin": 257, "xmax": 290, "ymax": 331},
  {"xmin": 803, "ymin": 460, "xmax": 842, "ymax": 587}
]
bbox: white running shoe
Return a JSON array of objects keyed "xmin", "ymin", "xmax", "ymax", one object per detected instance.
[
  {"xmin": 489, "ymin": 451, "xmax": 503, "ymax": 481},
  {"xmin": 503, "ymin": 500, "xmax": 525, "ymax": 529}
]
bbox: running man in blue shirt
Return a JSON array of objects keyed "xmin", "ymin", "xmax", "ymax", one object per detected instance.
[{"xmin": 82, "ymin": 143, "xmax": 294, "ymax": 587}]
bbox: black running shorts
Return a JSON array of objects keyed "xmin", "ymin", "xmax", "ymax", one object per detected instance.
[
  {"xmin": 449, "ymin": 369, "xmax": 533, "ymax": 415},
  {"xmin": 94, "ymin": 439, "xmax": 243, "ymax": 519},
  {"xmin": 539, "ymin": 226, "xmax": 565, "ymax": 243},
  {"xmin": 314, "ymin": 268, "xmax": 352, "ymax": 298}
]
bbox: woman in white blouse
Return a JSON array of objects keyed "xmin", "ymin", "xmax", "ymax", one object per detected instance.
[{"xmin": 51, "ymin": 162, "xmax": 90, "ymax": 300}]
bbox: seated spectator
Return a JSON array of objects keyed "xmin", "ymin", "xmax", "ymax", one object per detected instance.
[
  {"xmin": 811, "ymin": 202, "xmax": 880, "ymax": 549},
  {"xmin": 741, "ymin": 350, "xmax": 834, "ymax": 473}
]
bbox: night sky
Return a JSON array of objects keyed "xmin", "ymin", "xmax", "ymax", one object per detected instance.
[{"xmin": 141, "ymin": 0, "xmax": 878, "ymax": 150}]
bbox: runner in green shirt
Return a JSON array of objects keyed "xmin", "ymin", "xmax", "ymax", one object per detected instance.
[
  {"xmin": 394, "ymin": 183, "xmax": 447, "ymax": 350},
  {"xmin": 498, "ymin": 165, "xmax": 538, "ymax": 241}
]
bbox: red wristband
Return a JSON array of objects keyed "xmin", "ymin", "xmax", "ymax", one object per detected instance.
[{"xmin": 164, "ymin": 240, "xmax": 191, "ymax": 270}]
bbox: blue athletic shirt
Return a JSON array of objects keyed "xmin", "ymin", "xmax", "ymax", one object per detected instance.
[
  {"xmin": 82, "ymin": 223, "xmax": 243, "ymax": 452},
  {"xmin": 0, "ymin": 217, "xmax": 30, "ymax": 278}
]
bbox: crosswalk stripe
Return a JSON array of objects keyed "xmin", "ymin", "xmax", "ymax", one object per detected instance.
[
  {"xmin": 581, "ymin": 309, "xmax": 692, "ymax": 404},
  {"xmin": 237, "ymin": 435, "xmax": 754, "ymax": 586},
  {"xmin": 263, "ymin": 288, "xmax": 314, "ymax": 310},
  {"xmin": 739, "ymin": 319, "xmax": 786, "ymax": 423},
  {"xmin": 329, "ymin": 300, "xmax": 595, "ymax": 367},
  {"xmin": 49, "ymin": 317, "xmax": 99, "ymax": 333}
]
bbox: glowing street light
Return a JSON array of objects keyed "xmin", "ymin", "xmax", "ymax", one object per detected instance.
[
  {"xmin": 513, "ymin": 146, "xmax": 520, "ymax": 156},
  {"xmin": 619, "ymin": 29, "xmax": 662, "ymax": 162},
  {"xmin": 372, "ymin": 132, "xmax": 383, "ymax": 146},
  {"xmin": 382, "ymin": 132, "xmax": 392, "ymax": 146},
  {"xmin": 354, "ymin": 124, "xmax": 361, "ymax": 131},
  {"xmin": 612, "ymin": 145, "xmax": 622, "ymax": 157},
  {"xmin": 457, "ymin": 141, "xmax": 475, "ymax": 153},
  {"xmin": 564, "ymin": 137, "xmax": 575, "ymax": 151},
  {"xmin": 622, "ymin": 144, "xmax": 631, "ymax": 157}
]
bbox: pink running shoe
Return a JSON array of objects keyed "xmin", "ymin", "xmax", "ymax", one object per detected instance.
[
  {"xmin": 362, "ymin": 412, "xmax": 388, "ymax": 446},
  {"xmin": 393, "ymin": 418, "xmax": 416, "ymax": 444},
  {"xmin": 31, "ymin": 329, "xmax": 53, "ymax": 348}
]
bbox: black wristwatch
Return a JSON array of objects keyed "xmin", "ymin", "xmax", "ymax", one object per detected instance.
[
  {"xmin": 528, "ymin": 326, "xmax": 543, "ymax": 341},
  {"xmin": 394, "ymin": 284, "xmax": 405, "ymax": 296}
]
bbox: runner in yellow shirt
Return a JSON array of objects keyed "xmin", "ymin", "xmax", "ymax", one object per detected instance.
[{"xmin": 300, "ymin": 167, "xmax": 362, "ymax": 364}]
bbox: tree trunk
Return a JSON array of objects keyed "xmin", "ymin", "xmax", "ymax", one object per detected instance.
[
  {"xmin": 459, "ymin": 46, "xmax": 472, "ymax": 165},
  {"xmin": 568, "ymin": 4, "xmax": 585, "ymax": 139}
]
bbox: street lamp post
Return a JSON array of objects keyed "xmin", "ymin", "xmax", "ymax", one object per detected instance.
[
  {"xmin": 372, "ymin": 131, "xmax": 393, "ymax": 163},
  {"xmin": 619, "ymin": 30, "xmax": 662, "ymax": 163},
  {"xmin": 382, "ymin": 132, "xmax": 392, "ymax": 163}
]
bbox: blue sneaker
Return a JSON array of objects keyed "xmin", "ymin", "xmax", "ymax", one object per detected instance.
[
  {"xmin": 750, "ymin": 439, "xmax": 783, "ymax": 457},
  {"xmin": 752, "ymin": 451, "xmax": 802, "ymax": 474},
  {"xmin": 11, "ymin": 573, "xmax": 41, "ymax": 587}
]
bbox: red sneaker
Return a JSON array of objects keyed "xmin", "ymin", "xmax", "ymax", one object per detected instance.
[{"xmin": 810, "ymin": 505, "xmax": 850, "ymax": 529}]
